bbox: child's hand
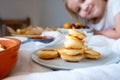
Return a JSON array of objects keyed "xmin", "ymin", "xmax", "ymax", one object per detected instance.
[
  {"xmin": 92, "ymin": 30, "xmax": 101, "ymax": 35},
  {"xmin": 93, "ymin": 31, "xmax": 101, "ymax": 35}
]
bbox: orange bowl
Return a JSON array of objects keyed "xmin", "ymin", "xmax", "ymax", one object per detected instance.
[{"xmin": 0, "ymin": 37, "xmax": 21, "ymax": 79}]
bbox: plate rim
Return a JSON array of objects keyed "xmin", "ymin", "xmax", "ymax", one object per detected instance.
[{"xmin": 31, "ymin": 50, "xmax": 120, "ymax": 70}]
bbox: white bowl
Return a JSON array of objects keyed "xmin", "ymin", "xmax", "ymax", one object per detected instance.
[{"xmin": 58, "ymin": 28, "xmax": 93, "ymax": 35}]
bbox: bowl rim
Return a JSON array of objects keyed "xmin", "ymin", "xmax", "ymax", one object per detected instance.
[{"xmin": 0, "ymin": 37, "xmax": 21, "ymax": 54}]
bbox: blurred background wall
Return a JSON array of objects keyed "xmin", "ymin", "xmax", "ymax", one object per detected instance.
[{"xmin": 0, "ymin": 0, "xmax": 74, "ymax": 27}]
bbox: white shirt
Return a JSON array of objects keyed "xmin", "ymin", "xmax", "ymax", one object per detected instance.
[{"xmin": 90, "ymin": 0, "xmax": 120, "ymax": 31}]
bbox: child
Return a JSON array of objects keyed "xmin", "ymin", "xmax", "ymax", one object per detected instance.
[{"xmin": 64, "ymin": 0, "xmax": 120, "ymax": 39}]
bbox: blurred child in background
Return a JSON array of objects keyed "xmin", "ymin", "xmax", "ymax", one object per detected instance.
[{"xmin": 64, "ymin": 0, "xmax": 120, "ymax": 39}]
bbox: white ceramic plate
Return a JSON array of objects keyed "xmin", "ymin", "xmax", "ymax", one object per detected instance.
[
  {"xmin": 32, "ymin": 48, "xmax": 120, "ymax": 70},
  {"xmin": 58, "ymin": 28, "xmax": 93, "ymax": 35}
]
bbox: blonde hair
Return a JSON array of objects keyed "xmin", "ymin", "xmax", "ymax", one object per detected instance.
[
  {"xmin": 64, "ymin": 0, "xmax": 87, "ymax": 24},
  {"xmin": 64, "ymin": 0, "xmax": 107, "ymax": 24}
]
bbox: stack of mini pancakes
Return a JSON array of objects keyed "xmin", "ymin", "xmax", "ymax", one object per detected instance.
[
  {"xmin": 37, "ymin": 28, "xmax": 101, "ymax": 62},
  {"xmin": 57, "ymin": 28, "xmax": 101, "ymax": 62}
]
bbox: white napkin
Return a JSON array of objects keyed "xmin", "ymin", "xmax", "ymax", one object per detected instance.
[
  {"xmin": 4, "ymin": 63, "xmax": 120, "ymax": 80},
  {"xmin": 112, "ymin": 39, "xmax": 120, "ymax": 56},
  {"xmin": 85, "ymin": 35, "xmax": 115, "ymax": 48}
]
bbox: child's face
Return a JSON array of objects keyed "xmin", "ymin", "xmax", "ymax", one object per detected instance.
[{"xmin": 67, "ymin": 0, "xmax": 105, "ymax": 19}]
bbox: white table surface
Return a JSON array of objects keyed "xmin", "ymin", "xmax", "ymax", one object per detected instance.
[{"xmin": 3, "ymin": 33, "xmax": 120, "ymax": 80}]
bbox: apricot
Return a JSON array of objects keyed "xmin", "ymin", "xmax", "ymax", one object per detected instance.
[{"xmin": 63, "ymin": 22, "xmax": 71, "ymax": 29}]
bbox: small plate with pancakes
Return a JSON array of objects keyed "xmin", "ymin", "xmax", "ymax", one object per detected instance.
[
  {"xmin": 31, "ymin": 46, "xmax": 120, "ymax": 70},
  {"xmin": 32, "ymin": 28, "xmax": 120, "ymax": 70}
]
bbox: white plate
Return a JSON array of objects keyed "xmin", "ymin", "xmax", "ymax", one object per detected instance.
[
  {"xmin": 6, "ymin": 36, "xmax": 28, "ymax": 43},
  {"xmin": 58, "ymin": 28, "xmax": 93, "ymax": 34},
  {"xmin": 32, "ymin": 48, "xmax": 120, "ymax": 70}
]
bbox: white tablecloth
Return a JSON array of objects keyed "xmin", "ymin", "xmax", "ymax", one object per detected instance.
[{"xmin": 3, "ymin": 32, "xmax": 120, "ymax": 80}]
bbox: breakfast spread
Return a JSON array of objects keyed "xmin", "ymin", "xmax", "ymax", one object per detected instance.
[
  {"xmin": 7, "ymin": 25, "xmax": 59, "ymax": 36},
  {"xmin": 7, "ymin": 25, "xmax": 44, "ymax": 36},
  {"xmin": 37, "ymin": 28, "xmax": 101, "ymax": 62},
  {"xmin": 63, "ymin": 22, "xmax": 90, "ymax": 29}
]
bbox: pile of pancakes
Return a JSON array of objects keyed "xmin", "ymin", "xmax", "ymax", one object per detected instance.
[
  {"xmin": 7, "ymin": 25, "xmax": 44, "ymax": 35},
  {"xmin": 37, "ymin": 28, "xmax": 101, "ymax": 62}
]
